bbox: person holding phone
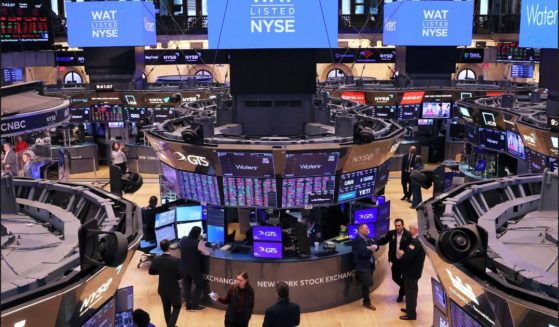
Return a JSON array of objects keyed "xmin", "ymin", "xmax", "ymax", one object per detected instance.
[{"xmin": 211, "ymin": 272, "xmax": 255, "ymax": 327}]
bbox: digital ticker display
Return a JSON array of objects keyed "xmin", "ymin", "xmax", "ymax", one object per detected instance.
[
  {"xmin": 281, "ymin": 176, "xmax": 335, "ymax": 207},
  {"xmin": 0, "ymin": 0, "xmax": 53, "ymax": 51},
  {"xmin": 219, "ymin": 152, "xmax": 275, "ymax": 178},
  {"xmin": 283, "ymin": 152, "xmax": 339, "ymax": 177},
  {"xmin": 338, "ymin": 168, "xmax": 376, "ymax": 202},
  {"xmin": 223, "ymin": 177, "xmax": 277, "ymax": 207},
  {"xmin": 178, "ymin": 170, "xmax": 221, "ymax": 205},
  {"xmin": 91, "ymin": 105, "xmax": 124, "ymax": 122}
]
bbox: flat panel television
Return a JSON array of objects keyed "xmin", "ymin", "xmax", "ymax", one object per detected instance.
[
  {"xmin": 81, "ymin": 297, "xmax": 116, "ymax": 327},
  {"xmin": 496, "ymin": 42, "xmax": 541, "ymax": 63},
  {"xmin": 506, "ymin": 131, "xmax": 526, "ymax": 159},
  {"xmin": 253, "ymin": 226, "xmax": 282, "ymax": 242},
  {"xmin": 223, "ymin": 177, "xmax": 277, "ymax": 207},
  {"xmin": 433, "ymin": 307, "xmax": 449, "ymax": 327},
  {"xmin": 178, "ymin": 170, "xmax": 221, "ymax": 205},
  {"xmin": 253, "ymin": 241, "xmax": 282, "ymax": 259},
  {"xmin": 519, "ymin": 0, "xmax": 558, "ymax": 49},
  {"xmin": 417, "ymin": 119, "xmax": 434, "ymax": 126},
  {"xmin": 449, "ymin": 300, "xmax": 483, "ymax": 327},
  {"xmin": 207, "ymin": 225, "xmax": 225, "ymax": 243},
  {"xmin": 374, "ymin": 160, "xmax": 391, "ymax": 191},
  {"xmin": 422, "ymin": 102, "xmax": 451, "ymax": 119},
  {"xmin": 155, "ymin": 209, "xmax": 175, "ymax": 228},
  {"xmin": 219, "ymin": 152, "xmax": 275, "ymax": 178},
  {"xmin": 527, "ymin": 149, "xmax": 547, "ymax": 173},
  {"xmin": 353, "ymin": 208, "xmax": 378, "ymax": 224},
  {"xmin": 511, "ymin": 64, "xmax": 534, "ymax": 78},
  {"xmin": 377, "ymin": 201, "xmax": 391, "ymax": 220},
  {"xmin": 0, "ymin": 0, "xmax": 54, "ymax": 51},
  {"xmin": 206, "ymin": 207, "xmax": 225, "ymax": 226},
  {"xmin": 176, "ymin": 206, "xmax": 204, "ymax": 222},
  {"xmin": 176, "ymin": 221, "xmax": 203, "ymax": 239},
  {"xmin": 398, "ymin": 105, "xmax": 420, "ymax": 120},
  {"xmin": 431, "ymin": 278, "xmax": 447, "ymax": 312},
  {"xmin": 283, "ymin": 152, "xmax": 339, "ymax": 177},
  {"xmin": 281, "ymin": 176, "xmax": 335, "ymax": 207},
  {"xmin": 115, "ymin": 286, "xmax": 134, "ymax": 327},
  {"xmin": 338, "ymin": 167, "xmax": 376, "ymax": 202},
  {"xmin": 160, "ymin": 163, "xmax": 181, "ymax": 200},
  {"xmin": 478, "ymin": 128, "xmax": 506, "ymax": 151},
  {"xmin": 373, "ymin": 106, "xmax": 398, "ymax": 119}
]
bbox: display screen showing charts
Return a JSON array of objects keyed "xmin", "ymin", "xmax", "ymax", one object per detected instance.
[
  {"xmin": 155, "ymin": 224, "xmax": 176, "ymax": 246},
  {"xmin": 155, "ymin": 209, "xmax": 175, "ymax": 228},
  {"xmin": 178, "ymin": 170, "xmax": 221, "ymax": 205},
  {"xmin": 176, "ymin": 221, "xmax": 203, "ymax": 239},
  {"xmin": 223, "ymin": 177, "xmax": 277, "ymax": 207},
  {"xmin": 281, "ymin": 176, "xmax": 336, "ymax": 207},
  {"xmin": 338, "ymin": 168, "xmax": 377, "ymax": 202},
  {"xmin": 283, "ymin": 152, "xmax": 339, "ymax": 177},
  {"xmin": 219, "ymin": 152, "xmax": 275, "ymax": 178},
  {"xmin": 506, "ymin": 131, "xmax": 525, "ymax": 159}
]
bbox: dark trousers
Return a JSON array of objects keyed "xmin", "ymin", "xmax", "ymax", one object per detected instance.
[
  {"xmin": 391, "ymin": 260, "xmax": 405, "ymax": 297},
  {"xmin": 401, "ymin": 171, "xmax": 411, "ymax": 198},
  {"xmin": 404, "ymin": 277, "xmax": 419, "ymax": 318},
  {"xmin": 356, "ymin": 270, "xmax": 373, "ymax": 304},
  {"xmin": 160, "ymin": 295, "xmax": 181, "ymax": 327},
  {"xmin": 183, "ymin": 272, "xmax": 204, "ymax": 307},
  {"xmin": 225, "ymin": 313, "xmax": 249, "ymax": 327},
  {"xmin": 411, "ymin": 181, "xmax": 422, "ymax": 208}
]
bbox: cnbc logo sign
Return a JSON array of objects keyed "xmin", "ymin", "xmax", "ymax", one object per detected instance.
[{"xmin": 250, "ymin": 0, "xmax": 296, "ymax": 34}]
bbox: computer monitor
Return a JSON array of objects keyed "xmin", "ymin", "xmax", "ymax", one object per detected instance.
[
  {"xmin": 376, "ymin": 195, "xmax": 386, "ymax": 205},
  {"xmin": 155, "ymin": 224, "xmax": 177, "ymax": 245},
  {"xmin": 433, "ymin": 307, "xmax": 449, "ymax": 327},
  {"xmin": 252, "ymin": 226, "xmax": 282, "ymax": 242},
  {"xmin": 377, "ymin": 201, "xmax": 391, "ymax": 220},
  {"xmin": 374, "ymin": 218, "xmax": 390, "ymax": 239},
  {"xmin": 176, "ymin": 205, "xmax": 204, "ymax": 222},
  {"xmin": 115, "ymin": 286, "xmax": 134, "ymax": 327},
  {"xmin": 81, "ymin": 297, "xmax": 116, "ymax": 327},
  {"xmin": 348, "ymin": 223, "xmax": 375, "ymax": 240},
  {"xmin": 474, "ymin": 160, "xmax": 487, "ymax": 172},
  {"xmin": 353, "ymin": 208, "xmax": 378, "ymax": 224},
  {"xmin": 253, "ymin": 241, "xmax": 283, "ymax": 259},
  {"xmin": 431, "ymin": 278, "xmax": 447, "ymax": 312},
  {"xmin": 207, "ymin": 225, "xmax": 225, "ymax": 243},
  {"xmin": 176, "ymin": 221, "xmax": 203, "ymax": 239},
  {"xmin": 155, "ymin": 209, "xmax": 175, "ymax": 228},
  {"xmin": 449, "ymin": 300, "xmax": 483, "ymax": 327}
]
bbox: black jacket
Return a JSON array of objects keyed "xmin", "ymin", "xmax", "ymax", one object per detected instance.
[
  {"xmin": 263, "ymin": 298, "xmax": 301, "ymax": 327},
  {"xmin": 401, "ymin": 153, "xmax": 417, "ymax": 172},
  {"xmin": 180, "ymin": 236, "xmax": 201, "ymax": 274},
  {"xmin": 401, "ymin": 237, "xmax": 426, "ymax": 280},
  {"xmin": 222, "ymin": 286, "xmax": 254, "ymax": 324},
  {"xmin": 148, "ymin": 253, "xmax": 184, "ymax": 302},
  {"xmin": 352, "ymin": 235, "xmax": 378, "ymax": 273},
  {"xmin": 377, "ymin": 229, "xmax": 412, "ymax": 263}
]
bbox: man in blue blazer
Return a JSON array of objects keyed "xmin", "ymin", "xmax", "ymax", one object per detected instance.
[{"xmin": 352, "ymin": 224, "xmax": 379, "ymax": 310}]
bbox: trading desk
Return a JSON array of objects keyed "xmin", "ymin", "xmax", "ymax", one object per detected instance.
[{"xmin": 202, "ymin": 241, "xmax": 388, "ymax": 314}]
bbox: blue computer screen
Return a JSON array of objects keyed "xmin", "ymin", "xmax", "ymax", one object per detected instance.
[
  {"xmin": 155, "ymin": 209, "xmax": 175, "ymax": 228},
  {"xmin": 155, "ymin": 224, "xmax": 176, "ymax": 245},
  {"xmin": 207, "ymin": 225, "xmax": 225, "ymax": 243},
  {"xmin": 348, "ymin": 224, "xmax": 375, "ymax": 240},
  {"xmin": 176, "ymin": 206, "xmax": 204, "ymax": 222},
  {"xmin": 81, "ymin": 297, "xmax": 116, "ymax": 327}
]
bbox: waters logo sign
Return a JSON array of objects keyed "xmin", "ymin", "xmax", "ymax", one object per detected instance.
[
  {"xmin": 519, "ymin": 0, "xmax": 558, "ymax": 48},
  {"xmin": 208, "ymin": 0, "xmax": 337, "ymax": 49},
  {"xmin": 383, "ymin": 1, "xmax": 473, "ymax": 46}
]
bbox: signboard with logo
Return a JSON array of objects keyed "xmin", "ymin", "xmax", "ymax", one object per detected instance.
[
  {"xmin": 400, "ymin": 91, "xmax": 425, "ymax": 105},
  {"xmin": 66, "ymin": 2, "xmax": 156, "ymax": 47},
  {"xmin": 383, "ymin": 1, "xmax": 474, "ymax": 46},
  {"xmin": 341, "ymin": 91, "xmax": 366, "ymax": 104},
  {"xmin": 457, "ymin": 48, "xmax": 484, "ymax": 63},
  {"xmin": 316, "ymin": 48, "xmax": 396, "ymax": 63},
  {"xmin": 208, "ymin": 0, "xmax": 337, "ymax": 49},
  {"xmin": 1, "ymin": 104, "xmax": 70, "ymax": 137},
  {"xmin": 0, "ymin": 0, "xmax": 54, "ymax": 51},
  {"xmin": 519, "ymin": 0, "xmax": 558, "ymax": 49}
]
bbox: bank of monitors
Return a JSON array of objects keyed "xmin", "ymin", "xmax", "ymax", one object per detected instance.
[
  {"xmin": 115, "ymin": 286, "xmax": 134, "ymax": 327},
  {"xmin": 422, "ymin": 102, "xmax": 451, "ymax": 119},
  {"xmin": 155, "ymin": 224, "xmax": 177, "ymax": 245},
  {"xmin": 282, "ymin": 176, "xmax": 336, "ymax": 207},
  {"xmin": 81, "ymin": 297, "xmax": 116, "ymax": 327},
  {"xmin": 353, "ymin": 208, "xmax": 378, "ymax": 224},
  {"xmin": 176, "ymin": 205, "xmax": 204, "ymax": 222},
  {"xmin": 178, "ymin": 170, "xmax": 221, "ymax": 205},
  {"xmin": 91, "ymin": 105, "xmax": 124, "ymax": 122},
  {"xmin": 348, "ymin": 223, "xmax": 375, "ymax": 240},
  {"xmin": 496, "ymin": 42, "xmax": 540, "ymax": 63},
  {"xmin": 338, "ymin": 168, "xmax": 377, "ymax": 202},
  {"xmin": 431, "ymin": 278, "xmax": 447, "ymax": 312},
  {"xmin": 155, "ymin": 209, "xmax": 175, "ymax": 228},
  {"xmin": 506, "ymin": 131, "xmax": 525, "ymax": 159},
  {"xmin": 478, "ymin": 128, "xmax": 506, "ymax": 151},
  {"xmin": 176, "ymin": 220, "xmax": 203, "ymax": 239},
  {"xmin": 449, "ymin": 300, "xmax": 483, "ymax": 327},
  {"xmin": 223, "ymin": 177, "xmax": 277, "ymax": 207},
  {"xmin": 511, "ymin": 64, "xmax": 534, "ymax": 78}
]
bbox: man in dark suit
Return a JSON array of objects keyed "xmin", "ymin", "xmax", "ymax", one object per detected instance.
[
  {"xmin": 149, "ymin": 239, "xmax": 183, "ymax": 327},
  {"xmin": 401, "ymin": 146, "xmax": 417, "ymax": 202},
  {"xmin": 352, "ymin": 223, "xmax": 379, "ymax": 310},
  {"xmin": 22, "ymin": 153, "xmax": 33, "ymax": 178},
  {"xmin": 377, "ymin": 218, "xmax": 412, "ymax": 302},
  {"xmin": 263, "ymin": 282, "xmax": 300, "ymax": 327},
  {"xmin": 399, "ymin": 224, "xmax": 426, "ymax": 321},
  {"xmin": 180, "ymin": 226, "xmax": 211, "ymax": 311}
]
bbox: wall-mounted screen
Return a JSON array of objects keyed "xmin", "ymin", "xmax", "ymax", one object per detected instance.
[
  {"xmin": 431, "ymin": 278, "xmax": 447, "ymax": 312},
  {"xmin": 457, "ymin": 48, "xmax": 484, "ymax": 63},
  {"xmin": 176, "ymin": 206, "xmax": 204, "ymax": 222},
  {"xmin": 253, "ymin": 241, "xmax": 282, "ymax": 259},
  {"xmin": 449, "ymin": 300, "xmax": 483, "ymax": 327},
  {"xmin": 519, "ymin": 0, "xmax": 558, "ymax": 49},
  {"xmin": 422, "ymin": 102, "xmax": 451, "ymax": 119},
  {"xmin": 511, "ymin": 64, "xmax": 534, "ymax": 78},
  {"xmin": 2, "ymin": 67, "xmax": 24, "ymax": 84},
  {"xmin": 506, "ymin": 131, "xmax": 525, "ymax": 159},
  {"xmin": 253, "ymin": 226, "xmax": 282, "ymax": 242},
  {"xmin": 0, "ymin": 0, "xmax": 54, "ymax": 51},
  {"xmin": 178, "ymin": 170, "xmax": 221, "ymax": 205},
  {"xmin": 398, "ymin": 105, "xmax": 420, "ymax": 120},
  {"xmin": 115, "ymin": 286, "xmax": 134, "ymax": 327},
  {"xmin": 377, "ymin": 201, "xmax": 391, "ymax": 220},
  {"xmin": 283, "ymin": 152, "xmax": 339, "ymax": 177},
  {"xmin": 282, "ymin": 176, "xmax": 335, "ymax": 207},
  {"xmin": 223, "ymin": 177, "xmax": 277, "ymax": 207},
  {"xmin": 81, "ymin": 297, "xmax": 116, "ymax": 327},
  {"xmin": 383, "ymin": 0, "xmax": 473, "ymax": 46},
  {"xmin": 219, "ymin": 152, "xmax": 275, "ymax": 178},
  {"xmin": 66, "ymin": 1, "xmax": 156, "ymax": 47},
  {"xmin": 177, "ymin": 221, "xmax": 203, "ymax": 239},
  {"xmin": 151, "ymin": 107, "xmax": 175, "ymax": 123},
  {"xmin": 155, "ymin": 209, "xmax": 175, "ymax": 228},
  {"xmin": 527, "ymin": 149, "xmax": 547, "ymax": 173},
  {"xmin": 373, "ymin": 106, "xmax": 398, "ymax": 119},
  {"xmin": 208, "ymin": 0, "xmax": 337, "ymax": 49},
  {"xmin": 354, "ymin": 208, "xmax": 378, "ymax": 224},
  {"xmin": 479, "ymin": 128, "xmax": 506, "ymax": 151},
  {"xmin": 160, "ymin": 163, "xmax": 181, "ymax": 199},
  {"xmin": 70, "ymin": 108, "xmax": 91, "ymax": 124},
  {"xmin": 459, "ymin": 107, "xmax": 471, "ymax": 119},
  {"xmin": 374, "ymin": 218, "xmax": 390, "ymax": 239},
  {"xmin": 91, "ymin": 105, "xmax": 124, "ymax": 122},
  {"xmin": 375, "ymin": 160, "xmax": 391, "ymax": 191},
  {"xmin": 348, "ymin": 223, "xmax": 374, "ymax": 240},
  {"xmin": 155, "ymin": 224, "xmax": 177, "ymax": 246},
  {"xmin": 551, "ymin": 136, "xmax": 558, "ymax": 150},
  {"xmin": 496, "ymin": 42, "xmax": 541, "ymax": 63},
  {"xmin": 338, "ymin": 168, "xmax": 376, "ymax": 202},
  {"xmin": 125, "ymin": 107, "xmax": 148, "ymax": 122}
]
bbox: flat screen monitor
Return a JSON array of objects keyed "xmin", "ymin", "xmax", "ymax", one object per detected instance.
[
  {"xmin": 433, "ymin": 307, "xmax": 449, "ymax": 327},
  {"xmin": 223, "ymin": 177, "xmax": 277, "ymax": 207},
  {"xmin": 552, "ymin": 136, "xmax": 558, "ymax": 150},
  {"xmin": 549, "ymin": 156, "xmax": 557, "ymax": 172},
  {"xmin": 506, "ymin": 131, "xmax": 525, "ymax": 159},
  {"xmin": 511, "ymin": 64, "xmax": 534, "ymax": 78},
  {"xmin": 178, "ymin": 170, "xmax": 221, "ymax": 205},
  {"xmin": 219, "ymin": 152, "xmax": 275, "ymax": 178},
  {"xmin": 1, "ymin": 0, "xmax": 54, "ymax": 52},
  {"xmin": 417, "ymin": 119, "xmax": 434, "ymax": 126},
  {"xmin": 91, "ymin": 105, "xmax": 124, "ymax": 122},
  {"xmin": 479, "ymin": 128, "xmax": 506, "ymax": 151},
  {"xmin": 458, "ymin": 107, "xmax": 471, "ymax": 119},
  {"xmin": 375, "ymin": 160, "xmax": 391, "ymax": 192},
  {"xmin": 115, "ymin": 286, "xmax": 134, "ymax": 327},
  {"xmin": 474, "ymin": 160, "xmax": 487, "ymax": 172},
  {"xmin": 160, "ymin": 163, "xmax": 181, "ymax": 201},
  {"xmin": 125, "ymin": 107, "xmax": 148, "ymax": 122},
  {"xmin": 207, "ymin": 225, "xmax": 225, "ymax": 243},
  {"xmin": 338, "ymin": 168, "xmax": 376, "ymax": 202},
  {"xmin": 70, "ymin": 108, "xmax": 91, "ymax": 124},
  {"xmin": 176, "ymin": 221, "xmax": 203, "ymax": 239},
  {"xmin": 206, "ymin": 207, "xmax": 225, "ymax": 226},
  {"xmin": 460, "ymin": 92, "xmax": 473, "ymax": 100},
  {"xmin": 480, "ymin": 111, "xmax": 497, "ymax": 128},
  {"xmin": 374, "ymin": 218, "xmax": 390, "ymax": 239},
  {"xmin": 155, "ymin": 224, "xmax": 176, "ymax": 245},
  {"xmin": 348, "ymin": 223, "xmax": 375, "ymax": 240},
  {"xmin": 465, "ymin": 124, "xmax": 478, "ymax": 144},
  {"xmin": 253, "ymin": 241, "xmax": 282, "ymax": 259},
  {"xmin": 519, "ymin": 0, "xmax": 557, "ymax": 49},
  {"xmin": 373, "ymin": 106, "xmax": 398, "ymax": 119},
  {"xmin": 354, "ymin": 208, "xmax": 378, "ymax": 224},
  {"xmin": 283, "ymin": 152, "xmax": 339, "ymax": 177},
  {"xmin": 281, "ymin": 176, "xmax": 335, "ymax": 207},
  {"xmin": 431, "ymin": 278, "xmax": 447, "ymax": 312},
  {"xmin": 496, "ymin": 42, "xmax": 541, "ymax": 63},
  {"xmin": 377, "ymin": 201, "xmax": 390, "ymax": 220},
  {"xmin": 2, "ymin": 67, "xmax": 24, "ymax": 84},
  {"xmin": 528, "ymin": 150, "xmax": 547, "ymax": 173},
  {"xmin": 155, "ymin": 209, "xmax": 175, "ymax": 228},
  {"xmin": 253, "ymin": 226, "xmax": 282, "ymax": 242},
  {"xmin": 81, "ymin": 297, "xmax": 116, "ymax": 327},
  {"xmin": 422, "ymin": 102, "xmax": 451, "ymax": 119},
  {"xmin": 151, "ymin": 107, "xmax": 175, "ymax": 123},
  {"xmin": 449, "ymin": 300, "xmax": 483, "ymax": 327},
  {"xmin": 398, "ymin": 105, "xmax": 420, "ymax": 120},
  {"xmin": 176, "ymin": 206, "xmax": 204, "ymax": 222}
]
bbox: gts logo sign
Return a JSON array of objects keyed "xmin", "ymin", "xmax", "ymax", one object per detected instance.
[
  {"xmin": 174, "ymin": 152, "xmax": 210, "ymax": 166},
  {"xmin": 258, "ymin": 230, "xmax": 277, "ymax": 237},
  {"xmin": 258, "ymin": 247, "xmax": 278, "ymax": 254}
]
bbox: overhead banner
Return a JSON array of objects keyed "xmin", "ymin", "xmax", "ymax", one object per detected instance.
[
  {"xmin": 383, "ymin": 1, "xmax": 474, "ymax": 46},
  {"xmin": 0, "ymin": 104, "xmax": 70, "ymax": 137},
  {"xmin": 208, "ymin": 0, "xmax": 338, "ymax": 49},
  {"xmin": 519, "ymin": 0, "xmax": 558, "ymax": 49},
  {"xmin": 66, "ymin": 2, "xmax": 156, "ymax": 47}
]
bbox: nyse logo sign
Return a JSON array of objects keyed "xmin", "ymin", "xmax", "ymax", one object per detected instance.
[
  {"xmin": 422, "ymin": 9, "xmax": 449, "ymax": 37},
  {"xmin": 174, "ymin": 152, "xmax": 210, "ymax": 167},
  {"xmin": 91, "ymin": 10, "xmax": 118, "ymax": 38},
  {"xmin": 79, "ymin": 278, "xmax": 113, "ymax": 316},
  {"xmin": 250, "ymin": 0, "xmax": 296, "ymax": 34}
]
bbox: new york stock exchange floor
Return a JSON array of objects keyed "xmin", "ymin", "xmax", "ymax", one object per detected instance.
[{"xmin": 76, "ymin": 168, "xmax": 436, "ymax": 326}]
